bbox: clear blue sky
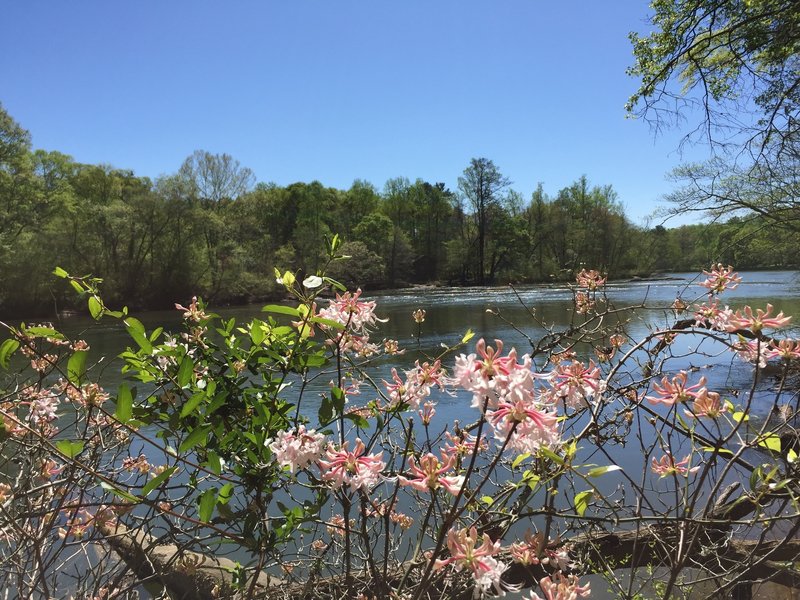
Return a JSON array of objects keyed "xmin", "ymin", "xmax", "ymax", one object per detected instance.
[{"xmin": 1, "ymin": 1, "xmax": 708, "ymax": 224}]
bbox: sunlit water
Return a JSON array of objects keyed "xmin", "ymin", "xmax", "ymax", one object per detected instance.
[{"xmin": 23, "ymin": 271, "xmax": 800, "ymax": 598}]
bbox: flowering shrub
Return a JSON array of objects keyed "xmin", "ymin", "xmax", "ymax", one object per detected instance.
[{"xmin": 0, "ymin": 253, "xmax": 799, "ymax": 599}]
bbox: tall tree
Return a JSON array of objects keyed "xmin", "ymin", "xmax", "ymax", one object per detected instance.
[
  {"xmin": 178, "ymin": 150, "xmax": 255, "ymax": 204},
  {"xmin": 458, "ymin": 158, "xmax": 510, "ymax": 284}
]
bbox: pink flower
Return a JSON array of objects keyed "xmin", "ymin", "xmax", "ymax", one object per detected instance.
[
  {"xmin": 651, "ymin": 453, "xmax": 699, "ymax": 477},
  {"xmin": 443, "ymin": 430, "xmax": 488, "ymax": 459},
  {"xmin": 487, "ymin": 397, "xmax": 560, "ymax": 453},
  {"xmin": 509, "ymin": 531, "xmax": 571, "ymax": 569},
  {"xmin": 527, "ymin": 572, "xmax": 591, "ymax": 600},
  {"xmin": 549, "ymin": 360, "xmax": 605, "ymax": 408},
  {"xmin": 731, "ymin": 339, "xmax": 769, "ymax": 368},
  {"xmin": 269, "ymin": 425, "xmax": 326, "ymax": 473},
  {"xmin": 574, "ymin": 291, "xmax": 595, "ymax": 314},
  {"xmin": 174, "ymin": 296, "xmax": 207, "ymax": 321},
  {"xmin": 575, "ymin": 268, "xmax": 606, "ymax": 290},
  {"xmin": 317, "ymin": 438, "xmax": 385, "ymax": 491},
  {"xmin": 693, "ymin": 300, "xmax": 736, "ymax": 330},
  {"xmin": 453, "ymin": 339, "xmax": 536, "ymax": 411},
  {"xmin": 699, "ymin": 264, "xmax": 741, "ymax": 294},
  {"xmin": 398, "ymin": 452, "xmax": 464, "ymax": 494},
  {"xmin": 729, "ymin": 304, "xmax": 792, "ymax": 333},
  {"xmin": 26, "ymin": 389, "xmax": 59, "ymax": 425},
  {"xmin": 766, "ymin": 339, "xmax": 800, "ymax": 361},
  {"xmin": 434, "ymin": 526, "xmax": 507, "ymax": 594},
  {"xmin": 317, "ymin": 289, "xmax": 386, "ymax": 333},
  {"xmin": 419, "ymin": 401, "xmax": 436, "ymax": 425},
  {"xmin": 645, "ymin": 371, "xmax": 705, "ymax": 406},
  {"xmin": 684, "ymin": 388, "xmax": 726, "ymax": 420}
]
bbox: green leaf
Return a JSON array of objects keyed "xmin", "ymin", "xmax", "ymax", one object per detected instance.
[
  {"xmin": 261, "ymin": 304, "xmax": 300, "ymax": 318},
  {"xmin": 0, "ymin": 339, "xmax": 19, "ymax": 369},
  {"xmin": 52, "ymin": 267, "xmax": 69, "ymax": 278},
  {"xmin": 179, "ymin": 425, "xmax": 211, "ymax": 453},
  {"xmin": 250, "ymin": 321, "xmax": 266, "ymax": 345},
  {"xmin": 88, "ymin": 296, "xmax": 103, "ymax": 320},
  {"xmin": 177, "ymin": 355, "xmax": 193, "ymax": 387},
  {"xmin": 702, "ymin": 445, "xmax": 734, "ymax": 457},
  {"xmin": 124, "ymin": 318, "xmax": 152, "ymax": 353},
  {"xmin": 788, "ymin": 448, "xmax": 798, "ymax": 464},
  {"xmin": 99, "ymin": 480, "xmax": 139, "ymax": 503},
  {"xmin": 116, "ymin": 383, "xmax": 133, "ymax": 423},
  {"xmin": 462, "ymin": 329, "xmax": 475, "ymax": 344},
  {"xmin": 23, "ymin": 326, "xmax": 63, "ymax": 339},
  {"xmin": 198, "ymin": 488, "xmax": 216, "ymax": 522},
  {"xmin": 218, "ymin": 483, "xmax": 234, "ymax": 504},
  {"xmin": 318, "ymin": 396, "xmax": 333, "ymax": 424},
  {"xmin": 574, "ymin": 490, "xmax": 594, "ymax": 516},
  {"xmin": 56, "ymin": 440, "xmax": 84, "ymax": 459},
  {"xmin": 587, "ymin": 464, "xmax": 622, "ymax": 478},
  {"xmin": 67, "ymin": 350, "xmax": 88, "ymax": 386},
  {"xmin": 331, "ymin": 387, "xmax": 345, "ymax": 414},
  {"xmin": 512, "ymin": 452, "xmax": 530, "ymax": 469},
  {"xmin": 141, "ymin": 465, "xmax": 177, "ymax": 497},
  {"xmin": 757, "ymin": 434, "xmax": 781, "ymax": 453},
  {"xmin": 204, "ymin": 451, "xmax": 223, "ymax": 475},
  {"xmin": 732, "ymin": 411, "xmax": 749, "ymax": 423},
  {"xmin": 539, "ymin": 446, "xmax": 565, "ymax": 465},
  {"xmin": 480, "ymin": 495, "xmax": 494, "ymax": 505},
  {"xmin": 180, "ymin": 392, "xmax": 205, "ymax": 419},
  {"xmin": 310, "ymin": 316, "xmax": 345, "ymax": 330}
]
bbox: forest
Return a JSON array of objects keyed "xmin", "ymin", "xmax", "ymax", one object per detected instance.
[{"xmin": 1, "ymin": 104, "xmax": 798, "ymax": 318}]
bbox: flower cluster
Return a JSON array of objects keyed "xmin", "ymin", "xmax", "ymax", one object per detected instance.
[
  {"xmin": 383, "ymin": 359, "xmax": 446, "ymax": 410},
  {"xmin": 434, "ymin": 526, "xmax": 507, "ymax": 594},
  {"xmin": 527, "ymin": 572, "xmax": 591, "ymax": 600},
  {"xmin": 268, "ymin": 425, "xmax": 327, "ymax": 473},
  {"xmin": 651, "ymin": 453, "xmax": 699, "ymax": 477},
  {"xmin": 645, "ymin": 371, "xmax": 706, "ymax": 406},
  {"xmin": 576, "ymin": 268, "xmax": 606, "ymax": 290},
  {"xmin": 699, "ymin": 264, "xmax": 741, "ymax": 294},
  {"xmin": 317, "ymin": 438, "xmax": 385, "ymax": 491},
  {"xmin": 453, "ymin": 339, "xmax": 561, "ymax": 453},
  {"xmin": 398, "ymin": 451, "xmax": 464, "ymax": 495}
]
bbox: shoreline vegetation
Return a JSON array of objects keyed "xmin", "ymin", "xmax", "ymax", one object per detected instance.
[{"xmin": 3, "ymin": 105, "xmax": 800, "ymax": 319}]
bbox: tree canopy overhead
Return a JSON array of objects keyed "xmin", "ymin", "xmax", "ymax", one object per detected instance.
[
  {"xmin": 629, "ymin": 0, "xmax": 800, "ymax": 225},
  {"xmin": 628, "ymin": 0, "xmax": 800, "ymax": 160}
]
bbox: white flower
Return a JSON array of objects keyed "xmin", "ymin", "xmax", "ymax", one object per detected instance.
[{"xmin": 303, "ymin": 275, "xmax": 323, "ymax": 289}]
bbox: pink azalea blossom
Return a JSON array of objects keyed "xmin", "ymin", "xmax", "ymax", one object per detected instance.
[
  {"xmin": 684, "ymin": 388, "xmax": 727, "ymax": 420},
  {"xmin": 728, "ymin": 304, "xmax": 792, "ymax": 333},
  {"xmin": 575, "ymin": 268, "xmax": 606, "ymax": 290},
  {"xmin": 434, "ymin": 526, "xmax": 508, "ymax": 594},
  {"xmin": 443, "ymin": 430, "xmax": 488, "ymax": 459},
  {"xmin": 527, "ymin": 572, "xmax": 591, "ymax": 600},
  {"xmin": 317, "ymin": 289, "xmax": 386, "ymax": 333},
  {"xmin": 419, "ymin": 401, "xmax": 436, "ymax": 425},
  {"xmin": 651, "ymin": 453, "xmax": 699, "ymax": 477},
  {"xmin": 766, "ymin": 339, "xmax": 800, "ymax": 361},
  {"xmin": 269, "ymin": 425, "xmax": 326, "ymax": 473},
  {"xmin": 453, "ymin": 339, "xmax": 537, "ymax": 411},
  {"xmin": 699, "ymin": 264, "xmax": 741, "ymax": 294},
  {"xmin": 731, "ymin": 339, "xmax": 769, "ymax": 368},
  {"xmin": 549, "ymin": 360, "xmax": 605, "ymax": 408},
  {"xmin": 26, "ymin": 389, "xmax": 59, "ymax": 425},
  {"xmin": 509, "ymin": 531, "xmax": 573, "ymax": 570},
  {"xmin": 317, "ymin": 438, "xmax": 385, "ymax": 491},
  {"xmin": 645, "ymin": 371, "xmax": 705, "ymax": 406},
  {"xmin": 398, "ymin": 452, "xmax": 464, "ymax": 494},
  {"xmin": 693, "ymin": 300, "xmax": 736, "ymax": 330},
  {"xmin": 487, "ymin": 397, "xmax": 560, "ymax": 453}
]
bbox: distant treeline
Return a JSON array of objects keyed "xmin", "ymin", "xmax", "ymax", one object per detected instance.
[{"xmin": 1, "ymin": 105, "xmax": 798, "ymax": 317}]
